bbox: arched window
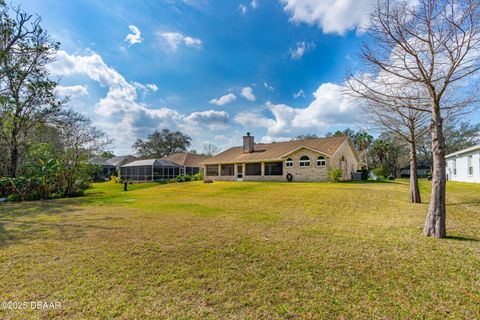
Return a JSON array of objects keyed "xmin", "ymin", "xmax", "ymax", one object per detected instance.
[
  {"xmin": 317, "ymin": 156, "xmax": 326, "ymax": 166},
  {"xmin": 299, "ymin": 156, "xmax": 310, "ymax": 167},
  {"xmin": 285, "ymin": 158, "xmax": 293, "ymax": 167}
]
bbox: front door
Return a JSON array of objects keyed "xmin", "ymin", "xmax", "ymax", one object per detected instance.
[{"xmin": 237, "ymin": 165, "xmax": 243, "ymax": 181}]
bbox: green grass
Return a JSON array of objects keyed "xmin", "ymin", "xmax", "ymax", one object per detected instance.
[{"xmin": 0, "ymin": 179, "xmax": 479, "ymax": 319}]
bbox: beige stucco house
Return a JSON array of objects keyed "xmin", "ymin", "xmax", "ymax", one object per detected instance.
[{"xmin": 202, "ymin": 133, "xmax": 360, "ymax": 182}]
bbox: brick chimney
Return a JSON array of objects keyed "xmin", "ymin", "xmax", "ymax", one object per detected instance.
[{"xmin": 243, "ymin": 132, "xmax": 254, "ymax": 153}]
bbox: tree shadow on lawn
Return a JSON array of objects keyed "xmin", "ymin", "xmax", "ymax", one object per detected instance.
[
  {"xmin": 0, "ymin": 201, "xmax": 123, "ymax": 248},
  {"xmin": 444, "ymin": 235, "xmax": 480, "ymax": 242},
  {"xmin": 341, "ymin": 180, "xmax": 403, "ymax": 185},
  {"xmin": 0, "ymin": 218, "xmax": 123, "ymax": 248},
  {"xmin": 0, "ymin": 199, "xmax": 79, "ymax": 218},
  {"xmin": 446, "ymin": 201, "xmax": 480, "ymax": 206}
]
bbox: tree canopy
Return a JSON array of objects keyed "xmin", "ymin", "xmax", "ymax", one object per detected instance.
[{"xmin": 133, "ymin": 129, "xmax": 192, "ymax": 158}]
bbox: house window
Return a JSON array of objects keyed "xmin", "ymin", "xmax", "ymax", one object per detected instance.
[
  {"xmin": 317, "ymin": 156, "xmax": 326, "ymax": 166},
  {"xmin": 246, "ymin": 163, "xmax": 261, "ymax": 176},
  {"xmin": 221, "ymin": 164, "xmax": 234, "ymax": 176},
  {"xmin": 285, "ymin": 158, "xmax": 293, "ymax": 167},
  {"xmin": 468, "ymin": 156, "xmax": 473, "ymax": 176},
  {"xmin": 206, "ymin": 165, "xmax": 219, "ymax": 176},
  {"xmin": 299, "ymin": 156, "xmax": 310, "ymax": 167},
  {"xmin": 265, "ymin": 162, "xmax": 283, "ymax": 176},
  {"xmin": 453, "ymin": 159, "xmax": 456, "ymax": 176}
]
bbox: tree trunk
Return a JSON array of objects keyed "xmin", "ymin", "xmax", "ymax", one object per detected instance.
[
  {"xmin": 9, "ymin": 135, "xmax": 18, "ymax": 178},
  {"xmin": 409, "ymin": 140, "xmax": 421, "ymax": 203},
  {"xmin": 424, "ymin": 107, "xmax": 447, "ymax": 238}
]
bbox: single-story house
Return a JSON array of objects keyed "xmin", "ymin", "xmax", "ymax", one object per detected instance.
[
  {"xmin": 446, "ymin": 145, "xmax": 480, "ymax": 183},
  {"xmin": 400, "ymin": 163, "xmax": 431, "ymax": 178},
  {"xmin": 202, "ymin": 133, "xmax": 360, "ymax": 182},
  {"xmin": 162, "ymin": 152, "xmax": 206, "ymax": 175},
  {"xmin": 120, "ymin": 159, "xmax": 183, "ymax": 182},
  {"xmin": 88, "ymin": 156, "xmax": 115, "ymax": 177}
]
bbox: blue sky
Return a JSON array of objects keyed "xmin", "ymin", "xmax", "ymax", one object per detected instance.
[{"xmin": 17, "ymin": 0, "xmax": 480, "ymax": 154}]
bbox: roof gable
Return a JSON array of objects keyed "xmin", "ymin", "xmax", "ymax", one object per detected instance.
[
  {"xmin": 280, "ymin": 146, "xmax": 331, "ymax": 158},
  {"xmin": 163, "ymin": 152, "xmax": 206, "ymax": 167}
]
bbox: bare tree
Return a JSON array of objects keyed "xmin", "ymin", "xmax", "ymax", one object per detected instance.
[
  {"xmin": 365, "ymin": 100, "xmax": 429, "ymax": 203},
  {"xmin": 56, "ymin": 111, "xmax": 110, "ymax": 196},
  {"xmin": 202, "ymin": 143, "xmax": 219, "ymax": 157},
  {"xmin": 347, "ymin": 0, "xmax": 480, "ymax": 238},
  {"xmin": 0, "ymin": 2, "xmax": 62, "ymax": 177}
]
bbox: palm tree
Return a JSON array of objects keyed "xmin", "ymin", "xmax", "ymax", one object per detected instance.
[
  {"xmin": 355, "ymin": 131, "xmax": 373, "ymax": 169},
  {"xmin": 372, "ymin": 139, "xmax": 390, "ymax": 167}
]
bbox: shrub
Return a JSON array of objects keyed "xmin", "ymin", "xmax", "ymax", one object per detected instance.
[
  {"xmin": 329, "ymin": 168, "xmax": 343, "ymax": 182},
  {"xmin": 0, "ymin": 158, "xmax": 95, "ymax": 201},
  {"xmin": 387, "ymin": 175, "xmax": 395, "ymax": 181},
  {"xmin": 193, "ymin": 171, "xmax": 204, "ymax": 181},
  {"xmin": 175, "ymin": 174, "xmax": 194, "ymax": 182},
  {"xmin": 372, "ymin": 167, "xmax": 389, "ymax": 180}
]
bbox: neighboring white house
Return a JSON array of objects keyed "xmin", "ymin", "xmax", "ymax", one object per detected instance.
[{"xmin": 446, "ymin": 145, "xmax": 480, "ymax": 183}]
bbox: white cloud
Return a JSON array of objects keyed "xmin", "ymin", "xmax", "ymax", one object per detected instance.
[
  {"xmin": 210, "ymin": 93, "xmax": 237, "ymax": 106},
  {"xmin": 241, "ymin": 86, "xmax": 256, "ymax": 101},
  {"xmin": 158, "ymin": 32, "xmax": 202, "ymax": 52},
  {"xmin": 54, "ymin": 85, "xmax": 88, "ymax": 98},
  {"xmin": 289, "ymin": 41, "xmax": 315, "ymax": 60},
  {"xmin": 234, "ymin": 111, "xmax": 276, "ymax": 129},
  {"xmin": 185, "ymin": 110, "xmax": 230, "ymax": 130},
  {"xmin": 48, "ymin": 50, "xmax": 230, "ymax": 153},
  {"xmin": 132, "ymin": 82, "xmax": 159, "ymax": 95},
  {"xmin": 280, "ymin": 0, "xmax": 376, "ymax": 35},
  {"xmin": 293, "ymin": 89, "xmax": 305, "ymax": 98},
  {"xmin": 239, "ymin": 4, "xmax": 248, "ymax": 15},
  {"xmin": 183, "ymin": 36, "xmax": 202, "ymax": 48},
  {"xmin": 251, "ymin": 0, "xmax": 258, "ymax": 8},
  {"xmin": 125, "ymin": 25, "xmax": 143, "ymax": 47},
  {"xmin": 235, "ymin": 83, "xmax": 359, "ymax": 140},
  {"xmin": 146, "ymin": 84, "xmax": 159, "ymax": 92},
  {"xmin": 264, "ymin": 81, "xmax": 274, "ymax": 90}
]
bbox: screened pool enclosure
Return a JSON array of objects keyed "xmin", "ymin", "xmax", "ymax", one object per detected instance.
[{"xmin": 120, "ymin": 159, "xmax": 183, "ymax": 182}]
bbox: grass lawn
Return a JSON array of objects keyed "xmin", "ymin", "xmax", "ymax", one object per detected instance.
[{"xmin": 0, "ymin": 179, "xmax": 479, "ymax": 319}]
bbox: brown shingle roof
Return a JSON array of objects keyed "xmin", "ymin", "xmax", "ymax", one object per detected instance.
[
  {"xmin": 163, "ymin": 152, "xmax": 207, "ymax": 167},
  {"xmin": 202, "ymin": 136, "xmax": 351, "ymax": 164}
]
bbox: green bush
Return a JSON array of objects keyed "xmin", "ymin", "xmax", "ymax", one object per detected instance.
[
  {"xmin": 372, "ymin": 167, "xmax": 389, "ymax": 180},
  {"xmin": 193, "ymin": 171, "xmax": 204, "ymax": 181},
  {"xmin": 0, "ymin": 158, "xmax": 94, "ymax": 201},
  {"xmin": 329, "ymin": 168, "xmax": 343, "ymax": 182},
  {"xmin": 175, "ymin": 174, "xmax": 194, "ymax": 182}
]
